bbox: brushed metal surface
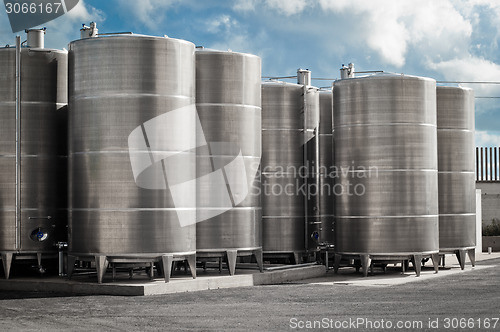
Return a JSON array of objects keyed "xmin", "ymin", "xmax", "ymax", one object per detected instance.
[
  {"xmin": 317, "ymin": 90, "xmax": 334, "ymax": 245},
  {"xmin": 0, "ymin": 47, "xmax": 67, "ymax": 253},
  {"xmin": 261, "ymin": 81, "xmax": 319, "ymax": 253},
  {"xmin": 68, "ymin": 35, "xmax": 196, "ymax": 256},
  {"xmin": 195, "ymin": 50, "xmax": 262, "ymax": 251},
  {"xmin": 333, "ymin": 74, "xmax": 439, "ymax": 255},
  {"xmin": 437, "ymin": 86, "xmax": 476, "ymax": 250}
]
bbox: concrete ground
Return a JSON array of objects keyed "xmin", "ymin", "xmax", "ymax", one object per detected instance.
[{"xmin": 0, "ymin": 255, "xmax": 499, "ymax": 331}]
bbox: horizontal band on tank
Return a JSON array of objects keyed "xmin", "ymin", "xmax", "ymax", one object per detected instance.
[
  {"xmin": 438, "ymin": 171, "xmax": 475, "ymax": 174},
  {"xmin": 196, "ymin": 103, "xmax": 261, "ymax": 110},
  {"xmin": 262, "ymin": 216, "xmax": 306, "ymax": 219},
  {"xmin": 0, "ymin": 155, "xmax": 67, "ymax": 158},
  {"xmin": 0, "ymin": 208, "xmax": 65, "ymax": 212},
  {"xmin": 437, "ymin": 128, "xmax": 473, "ymax": 132},
  {"xmin": 68, "ymin": 252, "xmax": 197, "ymax": 259},
  {"xmin": 336, "ymin": 169, "xmax": 438, "ymax": 173},
  {"xmin": 0, "ymin": 101, "xmax": 67, "ymax": 107},
  {"xmin": 319, "ymin": 133, "xmax": 333, "ymax": 136},
  {"xmin": 0, "ymin": 250, "xmax": 62, "ymax": 255},
  {"xmin": 197, "ymin": 207, "xmax": 262, "ymax": 211},
  {"xmin": 439, "ymin": 247, "xmax": 476, "ymax": 253},
  {"xmin": 69, "ymin": 208, "xmax": 198, "ymax": 212},
  {"xmin": 335, "ymin": 215, "xmax": 439, "ymax": 219},
  {"xmin": 197, "ymin": 247, "xmax": 262, "ymax": 253},
  {"xmin": 261, "ymin": 129, "xmax": 303, "ymax": 132},
  {"xmin": 439, "ymin": 213, "xmax": 476, "ymax": 217},
  {"xmin": 70, "ymin": 93, "xmax": 193, "ymax": 101},
  {"xmin": 261, "ymin": 172, "xmax": 305, "ymax": 175},
  {"xmin": 334, "ymin": 123, "xmax": 437, "ymax": 129},
  {"xmin": 336, "ymin": 251, "xmax": 439, "ymax": 257}
]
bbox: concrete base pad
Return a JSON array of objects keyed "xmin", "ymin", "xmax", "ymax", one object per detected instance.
[{"xmin": 0, "ymin": 265, "xmax": 326, "ymax": 296}]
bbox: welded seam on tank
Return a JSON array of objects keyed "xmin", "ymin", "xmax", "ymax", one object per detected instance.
[
  {"xmin": 261, "ymin": 129, "xmax": 303, "ymax": 131},
  {"xmin": 438, "ymin": 213, "xmax": 476, "ymax": 217},
  {"xmin": 438, "ymin": 171, "xmax": 475, "ymax": 174},
  {"xmin": 336, "ymin": 215, "xmax": 439, "ymax": 219},
  {"xmin": 262, "ymin": 216, "xmax": 308, "ymax": 219},
  {"xmin": 335, "ymin": 251, "xmax": 439, "ymax": 256},
  {"xmin": 69, "ymin": 208, "xmax": 200, "ymax": 211},
  {"xmin": 333, "ymin": 123, "xmax": 437, "ymax": 128},
  {"xmin": 196, "ymin": 103, "xmax": 261, "ymax": 110},
  {"xmin": 0, "ymin": 101, "xmax": 67, "ymax": 106},
  {"xmin": 338, "ymin": 169, "xmax": 438, "ymax": 173},
  {"xmin": 437, "ymin": 128, "xmax": 473, "ymax": 132},
  {"xmin": 70, "ymin": 93, "xmax": 193, "ymax": 100}
]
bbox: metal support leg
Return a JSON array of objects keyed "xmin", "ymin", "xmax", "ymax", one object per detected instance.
[
  {"xmin": 325, "ymin": 250, "xmax": 329, "ymax": 272},
  {"xmin": 412, "ymin": 254, "xmax": 422, "ymax": 277},
  {"xmin": 467, "ymin": 249, "xmax": 476, "ymax": 267},
  {"xmin": 333, "ymin": 254, "xmax": 342, "ymax": 273},
  {"xmin": 401, "ymin": 260, "xmax": 406, "ymax": 274},
  {"xmin": 1, "ymin": 253, "xmax": 13, "ymax": 280},
  {"xmin": 431, "ymin": 253, "xmax": 440, "ymax": 273},
  {"xmin": 95, "ymin": 255, "xmax": 108, "ymax": 284},
  {"xmin": 37, "ymin": 252, "xmax": 42, "ymax": 268},
  {"xmin": 67, "ymin": 255, "xmax": 77, "ymax": 279},
  {"xmin": 186, "ymin": 254, "xmax": 196, "ymax": 279},
  {"xmin": 225, "ymin": 250, "xmax": 237, "ymax": 276},
  {"xmin": 360, "ymin": 254, "xmax": 370, "ymax": 277},
  {"xmin": 161, "ymin": 254, "xmax": 173, "ymax": 283},
  {"xmin": 254, "ymin": 249, "xmax": 264, "ymax": 273},
  {"xmin": 293, "ymin": 252, "xmax": 301, "ymax": 265},
  {"xmin": 456, "ymin": 249, "xmax": 466, "ymax": 270}
]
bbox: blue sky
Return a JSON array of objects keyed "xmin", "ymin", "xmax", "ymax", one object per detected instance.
[{"xmin": 1, "ymin": 0, "xmax": 500, "ymax": 146}]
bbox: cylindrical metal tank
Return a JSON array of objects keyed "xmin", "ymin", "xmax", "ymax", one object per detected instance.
[
  {"xmin": 195, "ymin": 49, "xmax": 262, "ymax": 274},
  {"xmin": 437, "ymin": 86, "xmax": 476, "ymax": 268},
  {"xmin": 316, "ymin": 89, "xmax": 334, "ymax": 246},
  {"xmin": 0, "ymin": 35, "xmax": 67, "ymax": 279},
  {"xmin": 68, "ymin": 35, "xmax": 197, "ymax": 283},
  {"xmin": 333, "ymin": 73, "xmax": 439, "ymax": 276},
  {"xmin": 261, "ymin": 79, "xmax": 319, "ymax": 263}
]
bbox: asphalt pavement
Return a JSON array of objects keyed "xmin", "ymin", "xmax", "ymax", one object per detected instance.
[{"xmin": 0, "ymin": 257, "xmax": 499, "ymax": 331}]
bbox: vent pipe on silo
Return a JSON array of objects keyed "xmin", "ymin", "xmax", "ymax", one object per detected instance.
[
  {"xmin": 340, "ymin": 63, "xmax": 355, "ymax": 79},
  {"xmin": 297, "ymin": 68, "xmax": 311, "ymax": 86},
  {"xmin": 80, "ymin": 22, "xmax": 98, "ymax": 39},
  {"xmin": 25, "ymin": 28, "xmax": 46, "ymax": 48}
]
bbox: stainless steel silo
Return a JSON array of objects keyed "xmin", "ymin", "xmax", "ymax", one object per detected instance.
[
  {"xmin": 68, "ymin": 32, "xmax": 197, "ymax": 283},
  {"xmin": 437, "ymin": 86, "xmax": 476, "ymax": 269},
  {"xmin": 316, "ymin": 90, "xmax": 334, "ymax": 247},
  {"xmin": 0, "ymin": 30, "xmax": 67, "ymax": 279},
  {"xmin": 333, "ymin": 73, "xmax": 440, "ymax": 276},
  {"xmin": 195, "ymin": 49, "xmax": 263, "ymax": 275},
  {"xmin": 261, "ymin": 71, "xmax": 320, "ymax": 264}
]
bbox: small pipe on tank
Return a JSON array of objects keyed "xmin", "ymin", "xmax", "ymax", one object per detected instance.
[
  {"xmin": 340, "ymin": 63, "xmax": 355, "ymax": 79},
  {"xmin": 25, "ymin": 28, "xmax": 46, "ymax": 48},
  {"xmin": 80, "ymin": 22, "xmax": 98, "ymax": 39},
  {"xmin": 297, "ymin": 68, "xmax": 311, "ymax": 86},
  {"xmin": 15, "ymin": 36, "xmax": 21, "ymax": 251}
]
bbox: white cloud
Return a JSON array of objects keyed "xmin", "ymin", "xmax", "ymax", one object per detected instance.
[
  {"xmin": 318, "ymin": 0, "xmax": 472, "ymax": 67},
  {"xmin": 264, "ymin": 0, "xmax": 311, "ymax": 16},
  {"xmin": 119, "ymin": 0, "xmax": 180, "ymax": 30},
  {"xmin": 233, "ymin": 0, "xmax": 261, "ymax": 12},
  {"xmin": 476, "ymin": 130, "xmax": 500, "ymax": 147},
  {"xmin": 429, "ymin": 56, "xmax": 500, "ymax": 99},
  {"xmin": 206, "ymin": 15, "xmax": 237, "ymax": 34}
]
